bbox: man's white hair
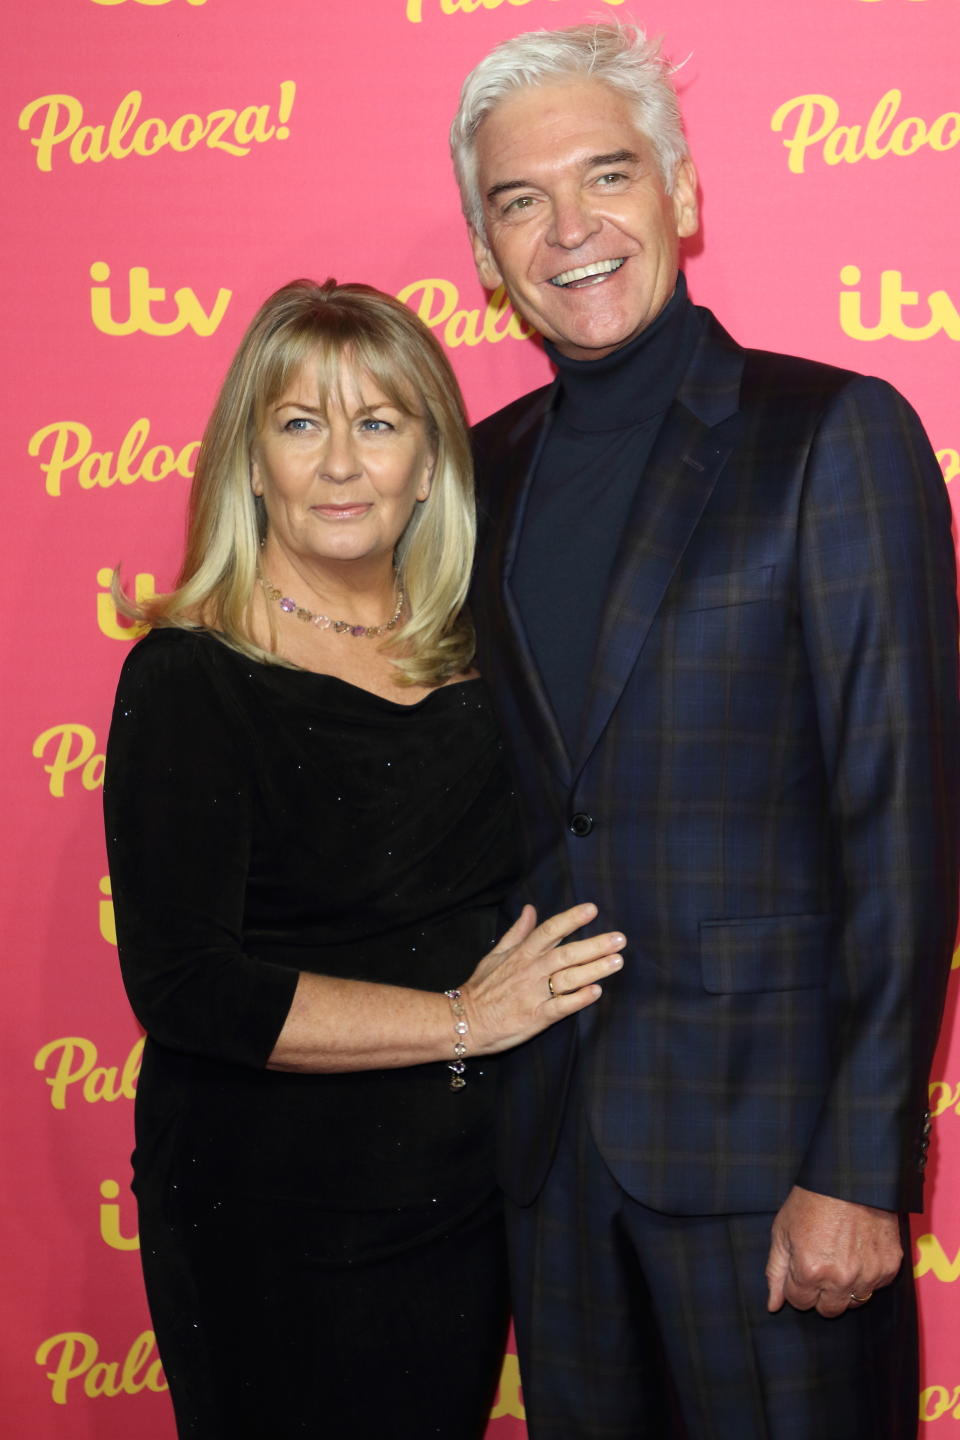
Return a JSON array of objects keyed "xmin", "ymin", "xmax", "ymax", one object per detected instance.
[{"xmin": 450, "ymin": 20, "xmax": 689, "ymax": 241}]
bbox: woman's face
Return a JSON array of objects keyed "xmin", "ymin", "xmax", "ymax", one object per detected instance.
[{"xmin": 251, "ymin": 359, "xmax": 434, "ymax": 573}]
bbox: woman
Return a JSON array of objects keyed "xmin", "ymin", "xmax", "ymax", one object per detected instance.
[{"xmin": 104, "ymin": 278, "xmax": 625, "ymax": 1440}]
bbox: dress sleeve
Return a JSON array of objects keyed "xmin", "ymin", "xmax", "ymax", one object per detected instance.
[{"xmin": 103, "ymin": 630, "xmax": 299, "ymax": 1067}]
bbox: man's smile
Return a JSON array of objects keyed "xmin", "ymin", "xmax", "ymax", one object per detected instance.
[{"xmin": 549, "ymin": 257, "xmax": 626, "ymax": 287}]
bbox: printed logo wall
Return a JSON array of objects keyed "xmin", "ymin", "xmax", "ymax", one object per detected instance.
[{"xmin": 2, "ymin": 0, "xmax": 957, "ymax": 1434}]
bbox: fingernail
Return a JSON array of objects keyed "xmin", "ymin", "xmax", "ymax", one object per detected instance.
[{"xmin": 609, "ymin": 955, "xmax": 624, "ymax": 968}]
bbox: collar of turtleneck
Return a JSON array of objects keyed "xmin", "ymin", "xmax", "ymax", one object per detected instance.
[{"xmin": 544, "ymin": 271, "xmax": 698, "ymax": 433}]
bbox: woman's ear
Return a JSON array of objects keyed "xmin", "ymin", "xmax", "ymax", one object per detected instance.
[{"xmin": 417, "ymin": 454, "xmax": 435, "ymax": 502}]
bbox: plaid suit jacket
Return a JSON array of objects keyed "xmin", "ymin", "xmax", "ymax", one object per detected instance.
[{"xmin": 472, "ymin": 309, "xmax": 959, "ymax": 1217}]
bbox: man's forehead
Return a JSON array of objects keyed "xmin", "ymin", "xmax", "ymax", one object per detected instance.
[{"xmin": 475, "ymin": 88, "xmax": 655, "ymax": 196}]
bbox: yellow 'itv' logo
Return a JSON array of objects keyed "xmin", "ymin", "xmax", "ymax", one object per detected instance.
[
  {"xmin": 97, "ymin": 569, "xmax": 155, "ymax": 640},
  {"xmin": 90, "ymin": 262, "xmax": 231, "ymax": 337},
  {"xmin": 839, "ymin": 267, "xmax": 960, "ymax": 342},
  {"xmin": 99, "ymin": 1181, "xmax": 140, "ymax": 1251}
]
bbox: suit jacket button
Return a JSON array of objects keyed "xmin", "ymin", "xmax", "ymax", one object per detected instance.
[{"xmin": 570, "ymin": 812, "xmax": 594, "ymax": 837}]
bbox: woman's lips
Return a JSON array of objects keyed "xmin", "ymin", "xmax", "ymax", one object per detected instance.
[{"xmin": 312, "ymin": 503, "xmax": 372, "ymax": 519}]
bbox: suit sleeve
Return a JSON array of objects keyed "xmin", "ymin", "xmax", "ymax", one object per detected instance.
[
  {"xmin": 103, "ymin": 633, "xmax": 299, "ymax": 1068},
  {"xmin": 794, "ymin": 375, "xmax": 958, "ymax": 1211}
]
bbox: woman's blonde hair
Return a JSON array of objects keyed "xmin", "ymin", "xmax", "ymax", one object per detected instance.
[{"xmin": 129, "ymin": 278, "xmax": 476, "ymax": 686}]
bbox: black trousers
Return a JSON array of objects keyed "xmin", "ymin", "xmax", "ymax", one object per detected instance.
[
  {"xmin": 140, "ymin": 1186, "xmax": 510, "ymax": 1440},
  {"xmin": 506, "ymin": 1088, "xmax": 918, "ymax": 1440}
]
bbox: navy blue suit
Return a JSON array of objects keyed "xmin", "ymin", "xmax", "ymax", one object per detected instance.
[{"xmin": 471, "ymin": 309, "xmax": 959, "ymax": 1437}]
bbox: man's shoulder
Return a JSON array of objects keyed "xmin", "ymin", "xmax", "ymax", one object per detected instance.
[
  {"xmin": 741, "ymin": 344, "xmax": 857, "ymax": 397},
  {"xmin": 698, "ymin": 307, "xmax": 906, "ymax": 414}
]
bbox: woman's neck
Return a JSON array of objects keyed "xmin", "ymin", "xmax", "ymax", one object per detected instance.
[{"xmin": 259, "ymin": 544, "xmax": 399, "ymax": 631}]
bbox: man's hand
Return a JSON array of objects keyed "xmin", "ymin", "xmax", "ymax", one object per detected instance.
[{"xmin": 765, "ymin": 1185, "xmax": 903, "ymax": 1318}]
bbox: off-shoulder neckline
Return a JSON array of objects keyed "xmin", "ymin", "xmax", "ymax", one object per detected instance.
[{"xmin": 144, "ymin": 626, "xmax": 484, "ymax": 712}]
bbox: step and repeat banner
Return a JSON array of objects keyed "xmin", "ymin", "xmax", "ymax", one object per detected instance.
[{"xmin": 3, "ymin": 0, "xmax": 958, "ymax": 1434}]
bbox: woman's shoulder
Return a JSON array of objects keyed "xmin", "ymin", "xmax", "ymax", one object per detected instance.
[
  {"xmin": 116, "ymin": 625, "xmax": 245, "ymax": 707},
  {"xmin": 122, "ymin": 624, "xmax": 228, "ymax": 671},
  {"xmin": 109, "ymin": 626, "xmax": 261, "ymax": 766}
]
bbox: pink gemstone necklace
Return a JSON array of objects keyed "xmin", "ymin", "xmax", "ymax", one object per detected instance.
[{"xmin": 260, "ymin": 576, "xmax": 405, "ymax": 638}]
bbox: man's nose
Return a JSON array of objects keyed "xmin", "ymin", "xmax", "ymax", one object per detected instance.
[{"xmin": 547, "ymin": 192, "xmax": 601, "ymax": 250}]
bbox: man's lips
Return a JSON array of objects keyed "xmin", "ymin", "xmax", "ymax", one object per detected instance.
[{"xmin": 549, "ymin": 257, "xmax": 626, "ymax": 288}]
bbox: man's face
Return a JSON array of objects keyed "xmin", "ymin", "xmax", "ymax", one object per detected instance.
[{"xmin": 470, "ymin": 78, "xmax": 699, "ymax": 362}]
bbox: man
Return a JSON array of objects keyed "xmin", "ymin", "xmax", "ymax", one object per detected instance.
[{"xmin": 450, "ymin": 21, "xmax": 959, "ymax": 1439}]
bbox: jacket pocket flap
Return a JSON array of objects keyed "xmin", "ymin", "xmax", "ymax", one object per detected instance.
[
  {"xmin": 700, "ymin": 913, "xmax": 833, "ymax": 994},
  {"xmin": 671, "ymin": 565, "xmax": 779, "ymax": 614}
]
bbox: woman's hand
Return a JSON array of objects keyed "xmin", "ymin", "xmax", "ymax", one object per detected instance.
[
  {"xmin": 269, "ymin": 902, "xmax": 623, "ymax": 1075},
  {"xmin": 460, "ymin": 903, "xmax": 625, "ymax": 1054}
]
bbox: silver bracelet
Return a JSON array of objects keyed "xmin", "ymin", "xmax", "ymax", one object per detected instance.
[{"xmin": 443, "ymin": 988, "xmax": 468, "ymax": 1090}]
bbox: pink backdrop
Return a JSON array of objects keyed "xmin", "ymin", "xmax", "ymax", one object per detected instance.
[{"xmin": 3, "ymin": 0, "xmax": 959, "ymax": 1433}]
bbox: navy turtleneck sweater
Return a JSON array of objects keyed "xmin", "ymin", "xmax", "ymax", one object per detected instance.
[{"xmin": 510, "ymin": 273, "xmax": 703, "ymax": 752}]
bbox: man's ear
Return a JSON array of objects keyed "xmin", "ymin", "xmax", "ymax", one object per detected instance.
[
  {"xmin": 470, "ymin": 226, "xmax": 504, "ymax": 291},
  {"xmin": 672, "ymin": 158, "xmax": 700, "ymax": 241}
]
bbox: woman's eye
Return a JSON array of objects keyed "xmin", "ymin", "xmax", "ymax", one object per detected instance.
[
  {"xmin": 284, "ymin": 417, "xmax": 312, "ymax": 432},
  {"xmin": 360, "ymin": 418, "xmax": 393, "ymax": 433}
]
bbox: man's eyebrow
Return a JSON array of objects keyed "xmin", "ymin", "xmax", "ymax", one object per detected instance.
[
  {"xmin": 485, "ymin": 178, "xmax": 536, "ymax": 203},
  {"xmin": 587, "ymin": 149, "xmax": 642, "ymax": 169},
  {"xmin": 484, "ymin": 150, "xmax": 643, "ymax": 204}
]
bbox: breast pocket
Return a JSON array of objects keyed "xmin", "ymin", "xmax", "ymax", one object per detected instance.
[{"xmin": 699, "ymin": 913, "xmax": 834, "ymax": 994}]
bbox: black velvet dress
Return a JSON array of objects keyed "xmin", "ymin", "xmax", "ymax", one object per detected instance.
[{"xmin": 104, "ymin": 627, "xmax": 520, "ymax": 1440}]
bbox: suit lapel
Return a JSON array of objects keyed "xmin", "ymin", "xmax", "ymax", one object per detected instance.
[
  {"xmin": 479, "ymin": 382, "xmax": 574, "ymax": 781},
  {"xmin": 573, "ymin": 315, "xmax": 746, "ymax": 777}
]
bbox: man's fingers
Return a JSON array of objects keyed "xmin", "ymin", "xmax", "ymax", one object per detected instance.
[
  {"xmin": 813, "ymin": 1288, "xmax": 851, "ymax": 1319},
  {"xmin": 765, "ymin": 1254, "xmax": 786, "ymax": 1313}
]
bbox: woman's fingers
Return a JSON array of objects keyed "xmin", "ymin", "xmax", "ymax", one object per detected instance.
[
  {"xmin": 549, "ymin": 950, "xmax": 625, "ymax": 998},
  {"xmin": 462, "ymin": 901, "xmax": 626, "ymax": 1052},
  {"xmin": 525, "ymin": 901, "xmax": 597, "ymax": 952},
  {"xmin": 496, "ymin": 903, "xmax": 538, "ymax": 952},
  {"xmin": 549, "ymin": 930, "xmax": 627, "ymax": 970}
]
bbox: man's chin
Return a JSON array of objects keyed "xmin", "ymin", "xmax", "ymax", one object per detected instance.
[{"xmin": 547, "ymin": 325, "xmax": 641, "ymax": 362}]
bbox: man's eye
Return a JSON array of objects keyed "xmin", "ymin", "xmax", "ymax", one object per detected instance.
[
  {"xmin": 504, "ymin": 195, "xmax": 537, "ymax": 214},
  {"xmin": 596, "ymin": 172, "xmax": 627, "ymax": 186}
]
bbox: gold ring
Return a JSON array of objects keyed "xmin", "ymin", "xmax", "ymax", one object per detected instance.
[
  {"xmin": 849, "ymin": 1291, "xmax": 874, "ymax": 1304},
  {"xmin": 547, "ymin": 974, "xmax": 557, "ymax": 999}
]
